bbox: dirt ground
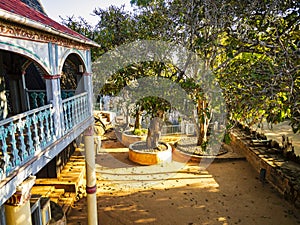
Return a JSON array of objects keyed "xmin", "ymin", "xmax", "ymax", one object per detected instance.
[{"xmin": 67, "ymin": 140, "xmax": 300, "ymax": 225}]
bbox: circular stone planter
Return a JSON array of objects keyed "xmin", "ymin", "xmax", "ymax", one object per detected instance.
[
  {"xmin": 121, "ymin": 130, "xmax": 147, "ymax": 147},
  {"xmin": 129, "ymin": 141, "xmax": 172, "ymax": 165}
]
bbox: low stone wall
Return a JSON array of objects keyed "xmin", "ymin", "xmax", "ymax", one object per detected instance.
[{"xmin": 229, "ymin": 128, "xmax": 300, "ymax": 208}]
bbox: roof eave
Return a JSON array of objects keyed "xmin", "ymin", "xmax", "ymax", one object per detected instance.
[{"xmin": 0, "ymin": 8, "xmax": 100, "ymax": 48}]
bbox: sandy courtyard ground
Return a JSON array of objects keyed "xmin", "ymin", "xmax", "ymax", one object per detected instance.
[{"xmin": 67, "ymin": 140, "xmax": 300, "ymax": 225}]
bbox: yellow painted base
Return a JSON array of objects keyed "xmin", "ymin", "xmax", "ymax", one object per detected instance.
[
  {"xmin": 129, "ymin": 142, "xmax": 172, "ymax": 165},
  {"xmin": 5, "ymin": 200, "xmax": 32, "ymax": 225}
]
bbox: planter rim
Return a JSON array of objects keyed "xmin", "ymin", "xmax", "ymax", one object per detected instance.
[{"xmin": 129, "ymin": 141, "xmax": 171, "ymax": 154}]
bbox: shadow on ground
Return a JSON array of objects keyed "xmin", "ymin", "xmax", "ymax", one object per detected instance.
[{"xmin": 67, "ymin": 139, "xmax": 300, "ymax": 225}]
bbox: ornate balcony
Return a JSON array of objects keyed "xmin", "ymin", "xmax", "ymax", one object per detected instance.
[{"xmin": 0, "ymin": 92, "xmax": 93, "ymax": 206}]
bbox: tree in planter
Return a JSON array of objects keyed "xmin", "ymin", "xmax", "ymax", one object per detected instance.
[
  {"xmin": 129, "ymin": 0, "xmax": 229, "ymax": 149},
  {"xmin": 139, "ymin": 96, "xmax": 171, "ymax": 149},
  {"xmin": 61, "ymin": 3, "xmax": 200, "ymax": 139},
  {"xmin": 126, "ymin": 77, "xmax": 176, "ymax": 149}
]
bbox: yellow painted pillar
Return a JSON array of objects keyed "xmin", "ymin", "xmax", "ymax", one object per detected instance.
[
  {"xmin": 84, "ymin": 126, "xmax": 98, "ymax": 225},
  {"xmin": 5, "ymin": 176, "xmax": 36, "ymax": 225},
  {"xmin": 5, "ymin": 200, "xmax": 32, "ymax": 225}
]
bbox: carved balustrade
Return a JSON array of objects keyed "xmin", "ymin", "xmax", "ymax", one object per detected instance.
[
  {"xmin": 0, "ymin": 92, "xmax": 89, "ymax": 182},
  {"xmin": 0, "ymin": 104, "xmax": 54, "ymax": 180},
  {"xmin": 62, "ymin": 92, "xmax": 89, "ymax": 134},
  {"xmin": 27, "ymin": 90, "xmax": 75, "ymax": 109}
]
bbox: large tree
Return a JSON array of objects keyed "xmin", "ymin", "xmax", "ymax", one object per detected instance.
[
  {"xmin": 216, "ymin": 0, "xmax": 300, "ymax": 131},
  {"xmin": 63, "ymin": 0, "xmax": 300, "ymax": 144},
  {"xmin": 129, "ymin": 0, "xmax": 299, "ymax": 132}
]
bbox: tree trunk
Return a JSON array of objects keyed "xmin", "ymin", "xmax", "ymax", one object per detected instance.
[
  {"xmin": 124, "ymin": 104, "xmax": 130, "ymax": 128},
  {"xmin": 146, "ymin": 111, "xmax": 164, "ymax": 149},
  {"xmin": 134, "ymin": 108, "xmax": 142, "ymax": 130},
  {"xmin": 196, "ymin": 98, "xmax": 209, "ymax": 146}
]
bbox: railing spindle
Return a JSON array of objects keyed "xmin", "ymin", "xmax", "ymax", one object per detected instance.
[
  {"xmin": 17, "ymin": 119, "xmax": 28, "ymax": 161},
  {"xmin": 0, "ymin": 126, "xmax": 11, "ymax": 177},
  {"xmin": 38, "ymin": 111, "xmax": 46, "ymax": 147},
  {"xmin": 67, "ymin": 101, "xmax": 72, "ymax": 129},
  {"xmin": 32, "ymin": 113, "xmax": 40, "ymax": 151},
  {"xmin": 63, "ymin": 103, "xmax": 69, "ymax": 132},
  {"xmin": 38, "ymin": 92, "xmax": 45, "ymax": 107},
  {"xmin": 44, "ymin": 109, "xmax": 51, "ymax": 143},
  {"xmin": 49, "ymin": 107, "xmax": 55, "ymax": 141},
  {"xmin": 30, "ymin": 92, "xmax": 38, "ymax": 108},
  {"xmin": 25, "ymin": 116, "xmax": 34, "ymax": 156},
  {"xmin": 8, "ymin": 122, "xmax": 20, "ymax": 168}
]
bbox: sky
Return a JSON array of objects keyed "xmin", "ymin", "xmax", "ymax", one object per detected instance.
[{"xmin": 40, "ymin": 0, "xmax": 133, "ymax": 26}]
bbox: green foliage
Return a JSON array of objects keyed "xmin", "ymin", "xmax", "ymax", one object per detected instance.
[
  {"xmin": 133, "ymin": 128, "xmax": 148, "ymax": 136},
  {"xmin": 63, "ymin": 0, "xmax": 300, "ymax": 133},
  {"xmin": 217, "ymin": 0, "xmax": 299, "ymax": 130},
  {"xmin": 130, "ymin": 0, "xmax": 164, "ymax": 7},
  {"xmin": 61, "ymin": 16, "xmax": 94, "ymax": 38},
  {"xmin": 223, "ymin": 133, "xmax": 231, "ymax": 145},
  {"xmin": 92, "ymin": 6, "xmax": 137, "ymax": 59},
  {"xmin": 137, "ymin": 96, "xmax": 171, "ymax": 118}
]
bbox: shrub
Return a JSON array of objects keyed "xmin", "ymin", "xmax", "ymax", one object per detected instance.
[{"xmin": 133, "ymin": 128, "xmax": 148, "ymax": 136}]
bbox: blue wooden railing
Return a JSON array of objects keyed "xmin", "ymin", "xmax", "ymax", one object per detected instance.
[
  {"xmin": 27, "ymin": 90, "xmax": 75, "ymax": 109},
  {"xmin": 0, "ymin": 92, "xmax": 90, "ymax": 182},
  {"xmin": 62, "ymin": 92, "xmax": 89, "ymax": 134},
  {"xmin": 0, "ymin": 104, "xmax": 54, "ymax": 180}
]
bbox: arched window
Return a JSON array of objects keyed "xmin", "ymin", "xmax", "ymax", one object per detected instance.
[{"xmin": 60, "ymin": 53, "xmax": 86, "ymax": 99}]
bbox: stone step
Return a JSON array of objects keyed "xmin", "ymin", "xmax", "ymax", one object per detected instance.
[
  {"xmin": 62, "ymin": 164, "xmax": 85, "ymax": 169},
  {"xmin": 68, "ymin": 158, "xmax": 85, "ymax": 163},
  {"xmin": 31, "ymin": 185, "xmax": 55, "ymax": 197},
  {"xmin": 32, "ymin": 147, "xmax": 87, "ymax": 216},
  {"xmin": 49, "ymin": 189, "xmax": 65, "ymax": 200},
  {"xmin": 35, "ymin": 179, "xmax": 78, "ymax": 193},
  {"xmin": 31, "ymin": 186, "xmax": 65, "ymax": 205},
  {"xmin": 57, "ymin": 192, "xmax": 77, "ymax": 215},
  {"xmin": 60, "ymin": 169, "xmax": 84, "ymax": 175}
]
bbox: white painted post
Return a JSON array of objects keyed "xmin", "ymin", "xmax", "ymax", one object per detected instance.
[
  {"xmin": 82, "ymin": 49, "xmax": 98, "ymax": 224},
  {"xmin": 45, "ymin": 42, "xmax": 63, "ymax": 138},
  {"xmin": 45, "ymin": 76, "xmax": 62, "ymax": 138},
  {"xmin": 84, "ymin": 126, "xmax": 98, "ymax": 225}
]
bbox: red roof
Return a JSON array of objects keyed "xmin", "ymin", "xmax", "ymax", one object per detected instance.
[{"xmin": 0, "ymin": 0, "xmax": 95, "ymax": 45}]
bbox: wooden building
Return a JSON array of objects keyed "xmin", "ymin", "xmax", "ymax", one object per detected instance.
[{"xmin": 0, "ymin": 0, "xmax": 99, "ymax": 224}]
